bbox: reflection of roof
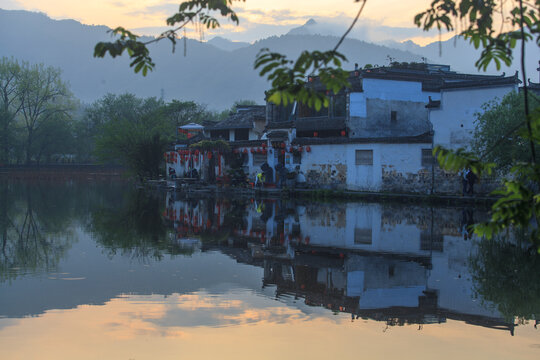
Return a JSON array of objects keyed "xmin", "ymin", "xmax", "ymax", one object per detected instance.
[{"xmin": 207, "ymin": 106, "xmax": 265, "ymax": 130}]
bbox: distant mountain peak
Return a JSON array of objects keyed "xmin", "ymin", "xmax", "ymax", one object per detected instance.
[{"xmin": 287, "ymin": 18, "xmax": 320, "ymax": 36}]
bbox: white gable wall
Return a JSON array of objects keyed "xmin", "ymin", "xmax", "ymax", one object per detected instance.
[
  {"xmin": 431, "ymin": 85, "xmax": 516, "ymax": 149},
  {"xmin": 350, "ymin": 78, "xmax": 440, "ymax": 118}
]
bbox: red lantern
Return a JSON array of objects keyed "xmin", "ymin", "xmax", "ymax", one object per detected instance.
[
  {"xmin": 208, "ymin": 152, "xmax": 212, "ymax": 159},
  {"xmin": 262, "ymin": 142, "xmax": 267, "ymax": 148},
  {"xmin": 281, "ymin": 150, "xmax": 285, "ymax": 155},
  {"xmin": 298, "ymin": 147, "xmax": 303, "ymax": 152},
  {"xmin": 314, "ymin": 132, "xmax": 318, "ymax": 137},
  {"xmin": 281, "ymin": 142, "xmax": 285, "ymax": 148},
  {"xmin": 243, "ymin": 149, "xmax": 248, "ymax": 154},
  {"xmin": 250, "ymin": 148, "xmax": 255, "ymax": 153},
  {"xmin": 306, "ymin": 146, "xmax": 311, "ymax": 152},
  {"xmin": 341, "ymin": 130, "xmax": 346, "ymax": 136}
]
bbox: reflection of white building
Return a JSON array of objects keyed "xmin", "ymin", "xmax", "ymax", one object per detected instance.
[{"xmin": 164, "ymin": 194, "xmax": 511, "ymax": 330}]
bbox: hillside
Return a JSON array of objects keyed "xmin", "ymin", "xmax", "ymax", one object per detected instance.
[{"xmin": 0, "ymin": 9, "xmax": 426, "ymax": 109}]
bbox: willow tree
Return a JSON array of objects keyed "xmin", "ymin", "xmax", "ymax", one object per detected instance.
[{"xmin": 17, "ymin": 63, "xmax": 74, "ymax": 164}]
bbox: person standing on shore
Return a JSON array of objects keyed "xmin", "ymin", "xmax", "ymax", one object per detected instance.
[{"xmin": 459, "ymin": 169, "xmax": 469, "ymax": 196}]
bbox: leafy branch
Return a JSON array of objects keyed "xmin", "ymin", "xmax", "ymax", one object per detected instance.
[
  {"xmin": 255, "ymin": 0, "xmax": 366, "ymax": 109},
  {"xmin": 94, "ymin": 0, "xmax": 243, "ymax": 75}
]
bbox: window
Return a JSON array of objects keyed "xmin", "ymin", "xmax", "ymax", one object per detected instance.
[
  {"xmin": 332, "ymin": 94, "xmax": 347, "ymax": 117},
  {"xmin": 421, "ymin": 148, "xmax": 435, "ymax": 167},
  {"xmin": 390, "ymin": 110, "xmax": 397, "ymax": 124},
  {"xmin": 420, "ymin": 231, "xmax": 443, "ymax": 252},
  {"xmin": 235, "ymin": 129, "xmax": 249, "ymax": 141},
  {"xmin": 355, "ymin": 150, "xmax": 373, "ymax": 165},
  {"xmin": 293, "ymin": 152, "xmax": 302, "ymax": 164},
  {"xmin": 354, "ymin": 228, "xmax": 372, "ymax": 244},
  {"xmin": 253, "ymin": 153, "xmax": 267, "ymax": 166}
]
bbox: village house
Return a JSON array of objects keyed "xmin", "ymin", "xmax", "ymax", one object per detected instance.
[
  {"xmin": 266, "ymin": 63, "xmax": 518, "ymax": 193},
  {"xmin": 165, "ymin": 63, "xmax": 519, "ymax": 194}
]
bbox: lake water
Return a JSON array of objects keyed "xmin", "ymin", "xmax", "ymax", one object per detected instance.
[{"xmin": 1, "ymin": 178, "xmax": 539, "ymax": 359}]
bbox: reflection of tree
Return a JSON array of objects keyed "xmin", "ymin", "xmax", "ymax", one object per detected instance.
[
  {"xmin": 0, "ymin": 180, "xmax": 75, "ymax": 282},
  {"xmin": 470, "ymin": 238, "xmax": 540, "ymax": 322},
  {"xmin": 89, "ymin": 189, "xmax": 178, "ymax": 261}
]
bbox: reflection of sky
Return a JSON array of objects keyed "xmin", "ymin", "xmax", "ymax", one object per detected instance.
[
  {"xmin": 0, "ymin": 227, "xmax": 265, "ymax": 318},
  {"xmin": 1, "ymin": 291, "xmax": 539, "ymax": 360}
]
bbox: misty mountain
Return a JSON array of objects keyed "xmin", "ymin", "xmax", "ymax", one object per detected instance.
[
  {"xmin": 382, "ymin": 37, "xmax": 539, "ymax": 79},
  {"xmin": 288, "ymin": 18, "xmax": 538, "ymax": 78},
  {"xmin": 206, "ymin": 36, "xmax": 250, "ymax": 52},
  {"xmin": 2, "ymin": 9, "xmax": 533, "ymax": 111}
]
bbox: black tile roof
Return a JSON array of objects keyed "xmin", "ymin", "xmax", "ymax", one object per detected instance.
[
  {"xmin": 361, "ymin": 66, "xmax": 519, "ymax": 92},
  {"xmin": 296, "ymin": 117, "xmax": 346, "ymax": 131},
  {"xmin": 292, "ymin": 132, "xmax": 432, "ymax": 145},
  {"xmin": 207, "ymin": 106, "xmax": 265, "ymax": 130}
]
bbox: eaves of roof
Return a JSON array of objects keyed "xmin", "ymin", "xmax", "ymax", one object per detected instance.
[{"xmin": 292, "ymin": 132, "xmax": 432, "ymax": 145}]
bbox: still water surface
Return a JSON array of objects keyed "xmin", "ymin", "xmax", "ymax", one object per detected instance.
[{"xmin": 0, "ymin": 178, "xmax": 539, "ymax": 359}]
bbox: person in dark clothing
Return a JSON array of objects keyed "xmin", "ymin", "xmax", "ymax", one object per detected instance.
[
  {"xmin": 459, "ymin": 169, "xmax": 468, "ymax": 196},
  {"xmin": 466, "ymin": 170, "xmax": 477, "ymax": 195}
]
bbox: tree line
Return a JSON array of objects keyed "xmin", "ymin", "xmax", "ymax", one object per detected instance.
[{"xmin": 0, "ymin": 57, "xmax": 243, "ymax": 173}]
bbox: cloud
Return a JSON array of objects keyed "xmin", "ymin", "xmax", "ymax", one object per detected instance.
[{"xmin": 0, "ymin": 0, "xmax": 26, "ymax": 10}]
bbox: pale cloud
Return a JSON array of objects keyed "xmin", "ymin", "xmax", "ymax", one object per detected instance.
[
  {"xmin": 0, "ymin": 0, "xmax": 447, "ymax": 45},
  {"xmin": 0, "ymin": 0, "xmax": 25, "ymax": 10}
]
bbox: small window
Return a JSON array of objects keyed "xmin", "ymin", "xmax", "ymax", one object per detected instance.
[
  {"xmin": 391, "ymin": 110, "xmax": 397, "ymax": 124},
  {"xmin": 293, "ymin": 152, "xmax": 302, "ymax": 164},
  {"xmin": 235, "ymin": 129, "xmax": 249, "ymax": 141},
  {"xmin": 421, "ymin": 148, "xmax": 435, "ymax": 167},
  {"xmin": 420, "ymin": 231, "xmax": 444, "ymax": 252},
  {"xmin": 253, "ymin": 153, "xmax": 267, "ymax": 166},
  {"xmin": 354, "ymin": 228, "xmax": 372, "ymax": 244},
  {"xmin": 355, "ymin": 150, "xmax": 373, "ymax": 165}
]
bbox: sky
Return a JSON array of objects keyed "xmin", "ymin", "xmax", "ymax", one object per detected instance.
[{"xmin": 0, "ymin": 0, "xmax": 450, "ymax": 45}]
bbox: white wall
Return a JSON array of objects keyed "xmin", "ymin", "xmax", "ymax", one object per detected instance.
[
  {"xmin": 350, "ymin": 78, "xmax": 440, "ymax": 118},
  {"xmin": 431, "ymin": 85, "xmax": 516, "ymax": 149},
  {"xmin": 299, "ymin": 142, "xmax": 428, "ymax": 191}
]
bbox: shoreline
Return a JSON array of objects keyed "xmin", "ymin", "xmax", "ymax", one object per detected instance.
[{"xmin": 147, "ymin": 179, "xmax": 496, "ymax": 207}]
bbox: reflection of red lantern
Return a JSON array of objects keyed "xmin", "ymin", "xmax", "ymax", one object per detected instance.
[
  {"xmin": 298, "ymin": 147, "xmax": 303, "ymax": 152},
  {"xmin": 233, "ymin": 149, "xmax": 238, "ymax": 154},
  {"xmin": 306, "ymin": 146, "xmax": 311, "ymax": 152},
  {"xmin": 281, "ymin": 143, "xmax": 285, "ymax": 148},
  {"xmin": 207, "ymin": 152, "xmax": 212, "ymax": 159},
  {"xmin": 262, "ymin": 149, "xmax": 267, "ymax": 155},
  {"xmin": 250, "ymin": 148, "xmax": 255, "ymax": 153},
  {"xmin": 281, "ymin": 150, "xmax": 285, "ymax": 155},
  {"xmin": 262, "ymin": 142, "xmax": 267, "ymax": 148},
  {"xmin": 341, "ymin": 130, "xmax": 346, "ymax": 136},
  {"xmin": 314, "ymin": 131, "xmax": 318, "ymax": 137},
  {"xmin": 243, "ymin": 149, "xmax": 248, "ymax": 154}
]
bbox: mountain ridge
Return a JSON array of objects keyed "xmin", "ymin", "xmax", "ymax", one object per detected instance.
[{"xmin": 1, "ymin": 9, "xmax": 532, "ymax": 110}]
